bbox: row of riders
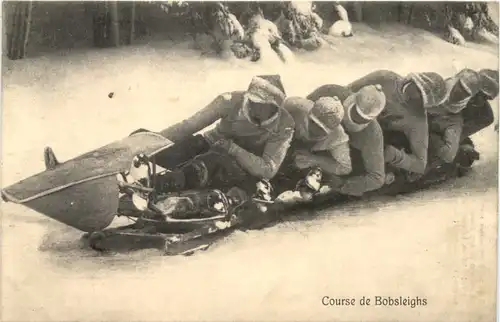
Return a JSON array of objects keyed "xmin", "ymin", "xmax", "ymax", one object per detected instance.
[{"xmin": 111, "ymin": 67, "xmax": 500, "ymax": 214}]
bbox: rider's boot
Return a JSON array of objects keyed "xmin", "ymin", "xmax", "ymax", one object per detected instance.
[
  {"xmin": 253, "ymin": 179, "xmax": 274, "ymax": 202},
  {"xmin": 44, "ymin": 147, "xmax": 60, "ymax": 170},
  {"xmin": 455, "ymin": 139, "xmax": 480, "ymax": 177},
  {"xmin": 295, "ymin": 166, "xmax": 323, "ymax": 200},
  {"xmin": 129, "ymin": 153, "xmax": 152, "ymax": 187},
  {"xmin": 226, "ymin": 186, "xmax": 250, "ymax": 208},
  {"xmin": 252, "ymin": 179, "xmax": 274, "ymax": 212}
]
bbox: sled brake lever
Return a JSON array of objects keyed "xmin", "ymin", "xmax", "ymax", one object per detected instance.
[{"xmin": 118, "ymin": 181, "xmax": 155, "ymax": 193}]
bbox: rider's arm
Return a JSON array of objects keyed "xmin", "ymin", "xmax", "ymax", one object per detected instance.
[
  {"xmin": 302, "ymin": 144, "xmax": 352, "ymax": 176},
  {"xmin": 300, "ymin": 126, "xmax": 352, "ymax": 175},
  {"xmin": 159, "ymin": 92, "xmax": 238, "ymax": 142},
  {"xmin": 333, "ymin": 121, "xmax": 385, "ymax": 196},
  {"xmin": 436, "ymin": 118, "xmax": 463, "ymax": 163},
  {"xmin": 383, "ymin": 114, "xmax": 428, "ymax": 174},
  {"xmin": 227, "ymin": 127, "xmax": 295, "ymax": 180},
  {"xmin": 347, "ymin": 70, "xmax": 400, "ymax": 93},
  {"xmin": 306, "ymin": 84, "xmax": 351, "ymax": 103}
]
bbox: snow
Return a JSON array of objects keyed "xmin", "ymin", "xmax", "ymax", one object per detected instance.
[{"xmin": 1, "ymin": 23, "xmax": 498, "ymax": 322}]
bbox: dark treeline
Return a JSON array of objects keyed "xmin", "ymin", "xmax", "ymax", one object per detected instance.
[{"xmin": 3, "ymin": 1, "xmax": 498, "ymax": 60}]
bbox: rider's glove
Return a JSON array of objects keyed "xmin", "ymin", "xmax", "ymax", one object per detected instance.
[
  {"xmin": 211, "ymin": 138, "xmax": 233, "ymax": 153},
  {"xmin": 405, "ymin": 171, "xmax": 423, "ymax": 183}
]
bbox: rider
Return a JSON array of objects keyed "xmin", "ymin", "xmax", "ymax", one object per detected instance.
[
  {"xmin": 273, "ymin": 95, "xmax": 352, "ymax": 198},
  {"xmin": 305, "ymin": 83, "xmax": 388, "ymax": 197},
  {"xmin": 455, "ymin": 68, "xmax": 499, "ymax": 175},
  {"xmin": 425, "ymin": 68, "xmax": 483, "ymax": 169},
  {"xmin": 347, "ymin": 70, "xmax": 448, "ymax": 182},
  {"xmin": 461, "ymin": 68, "xmax": 498, "ymax": 140},
  {"xmin": 151, "ymin": 74, "xmax": 295, "ymax": 197}
]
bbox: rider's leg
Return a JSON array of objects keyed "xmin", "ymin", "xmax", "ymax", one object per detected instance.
[
  {"xmin": 269, "ymin": 149, "xmax": 303, "ymax": 192},
  {"xmin": 192, "ymin": 150, "xmax": 262, "ymax": 192},
  {"xmin": 155, "ymin": 150, "xmax": 261, "ymax": 194},
  {"xmin": 155, "ymin": 189, "xmax": 244, "ymax": 219},
  {"xmin": 129, "ymin": 128, "xmax": 211, "ymax": 170},
  {"xmin": 153, "ymin": 134, "xmax": 211, "ymax": 170}
]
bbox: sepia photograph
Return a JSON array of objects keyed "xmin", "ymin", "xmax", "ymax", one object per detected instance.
[{"xmin": 1, "ymin": 1, "xmax": 499, "ymax": 321}]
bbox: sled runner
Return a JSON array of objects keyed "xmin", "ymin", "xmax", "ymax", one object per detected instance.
[{"xmin": 1, "ymin": 131, "xmax": 481, "ymax": 256}]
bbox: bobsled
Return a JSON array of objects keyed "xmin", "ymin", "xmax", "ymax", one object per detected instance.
[
  {"xmin": 1, "ymin": 132, "xmax": 276, "ymax": 255},
  {"xmin": 1, "ymin": 131, "xmax": 480, "ymax": 256}
]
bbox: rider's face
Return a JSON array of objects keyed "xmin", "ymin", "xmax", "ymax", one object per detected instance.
[
  {"xmin": 343, "ymin": 102, "xmax": 371, "ymax": 133},
  {"xmin": 403, "ymin": 82, "xmax": 423, "ymax": 106},
  {"xmin": 448, "ymin": 79, "xmax": 471, "ymax": 103},
  {"xmin": 308, "ymin": 118, "xmax": 329, "ymax": 139},
  {"xmin": 247, "ymin": 101, "xmax": 278, "ymax": 125}
]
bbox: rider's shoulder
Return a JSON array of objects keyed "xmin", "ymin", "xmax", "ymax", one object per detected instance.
[
  {"xmin": 278, "ymin": 105, "xmax": 296, "ymax": 133},
  {"xmin": 283, "ymin": 96, "xmax": 312, "ymax": 105},
  {"xmin": 217, "ymin": 91, "xmax": 245, "ymax": 103},
  {"xmin": 282, "ymin": 96, "xmax": 314, "ymax": 113},
  {"xmin": 350, "ymin": 70, "xmax": 402, "ymax": 87}
]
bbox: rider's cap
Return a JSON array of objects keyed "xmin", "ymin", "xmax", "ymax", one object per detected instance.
[
  {"xmin": 310, "ymin": 96, "xmax": 344, "ymax": 131},
  {"xmin": 405, "ymin": 72, "xmax": 448, "ymax": 108},
  {"xmin": 479, "ymin": 69, "xmax": 499, "ymax": 99},
  {"xmin": 341, "ymin": 84, "xmax": 386, "ymax": 133},
  {"xmin": 352, "ymin": 84, "xmax": 386, "ymax": 122},
  {"xmin": 246, "ymin": 74, "xmax": 287, "ymax": 108},
  {"xmin": 445, "ymin": 69, "xmax": 482, "ymax": 114},
  {"xmin": 453, "ymin": 68, "xmax": 482, "ymax": 97}
]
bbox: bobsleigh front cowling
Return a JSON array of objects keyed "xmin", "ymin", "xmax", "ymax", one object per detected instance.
[{"xmin": 1, "ymin": 132, "xmax": 174, "ymax": 233}]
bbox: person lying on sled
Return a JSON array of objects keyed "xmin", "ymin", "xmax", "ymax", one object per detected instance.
[
  {"xmin": 303, "ymin": 83, "xmax": 388, "ymax": 198},
  {"xmin": 271, "ymin": 95, "xmax": 352, "ymax": 201},
  {"xmin": 425, "ymin": 68, "xmax": 483, "ymax": 172},
  {"xmin": 146, "ymin": 74, "xmax": 295, "ymax": 198},
  {"xmin": 347, "ymin": 70, "xmax": 448, "ymax": 183},
  {"xmin": 461, "ymin": 69, "xmax": 498, "ymax": 141},
  {"xmin": 455, "ymin": 68, "xmax": 499, "ymax": 175}
]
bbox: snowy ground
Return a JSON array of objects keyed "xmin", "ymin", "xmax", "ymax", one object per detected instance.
[{"xmin": 1, "ymin": 23, "xmax": 499, "ymax": 322}]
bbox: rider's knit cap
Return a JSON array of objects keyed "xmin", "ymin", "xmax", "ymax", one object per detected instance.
[
  {"xmin": 245, "ymin": 74, "xmax": 287, "ymax": 108},
  {"xmin": 310, "ymin": 96, "xmax": 344, "ymax": 130},
  {"xmin": 453, "ymin": 68, "xmax": 482, "ymax": 97},
  {"xmin": 444, "ymin": 68, "xmax": 482, "ymax": 114},
  {"xmin": 405, "ymin": 72, "xmax": 448, "ymax": 108},
  {"xmin": 479, "ymin": 69, "xmax": 499, "ymax": 99},
  {"xmin": 351, "ymin": 84, "xmax": 386, "ymax": 122}
]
